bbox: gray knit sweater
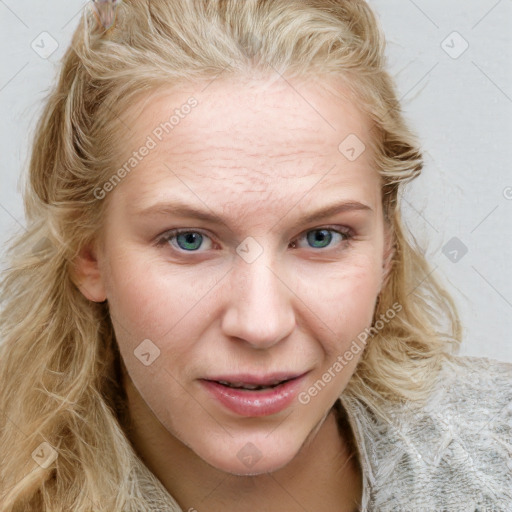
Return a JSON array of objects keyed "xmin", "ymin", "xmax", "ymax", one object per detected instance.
[{"xmin": 128, "ymin": 354, "xmax": 512, "ymax": 511}]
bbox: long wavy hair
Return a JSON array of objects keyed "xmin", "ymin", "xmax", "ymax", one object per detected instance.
[{"xmin": 0, "ymin": 0, "xmax": 462, "ymax": 509}]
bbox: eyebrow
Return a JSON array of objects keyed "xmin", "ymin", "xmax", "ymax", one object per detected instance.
[{"xmin": 134, "ymin": 199, "xmax": 373, "ymax": 227}]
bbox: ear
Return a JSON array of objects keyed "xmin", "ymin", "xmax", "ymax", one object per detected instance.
[{"xmin": 71, "ymin": 242, "xmax": 107, "ymax": 303}]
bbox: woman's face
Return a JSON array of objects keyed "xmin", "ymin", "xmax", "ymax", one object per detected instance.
[{"xmin": 78, "ymin": 75, "xmax": 393, "ymax": 475}]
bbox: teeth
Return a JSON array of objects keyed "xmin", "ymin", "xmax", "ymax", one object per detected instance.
[
  {"xmin": 216, "ymin": 379, "xmax": 287, "ymax": 390},
  {"xmin": 235, "ymin": 383, "xmax": 262, "ymax": 390}
]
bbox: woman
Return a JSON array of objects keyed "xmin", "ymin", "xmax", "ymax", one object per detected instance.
[{"xmin": 0, "ymin": 0, "xmax": 510, "ymax": 510}]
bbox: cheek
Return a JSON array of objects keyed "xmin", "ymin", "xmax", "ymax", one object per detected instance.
[
  {"xmin": 104, "ymin": 249, "xmax": 221, "ymax": 341},
  {"xmin": 299, "ymin": 259, "xmax": 381, "ymax": 394},
  {"xmin": 295, "ymin": 255, "xmax": 381, "ymax": 320}
]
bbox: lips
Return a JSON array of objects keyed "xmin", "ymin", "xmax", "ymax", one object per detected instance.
[{"xmin": 200, "ymin": 372, "xmax": 309, "ymax": 417}]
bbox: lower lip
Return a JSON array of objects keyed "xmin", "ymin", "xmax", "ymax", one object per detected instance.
[{"xmin": 200, "ymin": 374, "xmax": 308, "ymax": 417}]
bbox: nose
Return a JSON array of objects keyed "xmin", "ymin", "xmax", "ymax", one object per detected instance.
[{"xmin": 220, "ymin": 247, "xmax": 296, "ymax": 350}]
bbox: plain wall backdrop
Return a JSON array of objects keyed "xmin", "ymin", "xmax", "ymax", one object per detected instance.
[{"xmin": 1, "ymin": 0, "xmax": 511, "ymax": 362}]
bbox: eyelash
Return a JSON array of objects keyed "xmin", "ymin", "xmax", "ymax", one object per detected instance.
[{"xmin": 154, "ymin": 225, "xmax": 355, "ymax": 254}]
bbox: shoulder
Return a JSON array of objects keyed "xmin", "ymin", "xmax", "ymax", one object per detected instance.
[
  {"xmin": 428, "ymin": 353, "xmax": 512, "ymax": 423},
  {"xmin": 424, "ymin": 354, "xmax": 512, "ymax": 448},
  {"xmin": 414, "ymin": 354, "xmax": 512, "ymax": 509},
  {"xmin": 344, "ymin": 354, "xmax": 512, "ymax": 512}
]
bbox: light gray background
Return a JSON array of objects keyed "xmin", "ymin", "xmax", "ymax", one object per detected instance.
[{"xmin": 1, "ymin": 1, "xmax": 511, "ymax": 362}]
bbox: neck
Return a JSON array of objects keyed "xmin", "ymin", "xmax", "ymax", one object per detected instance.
[{"xmin": 123, "ymin": 375, "xmax": 362, "ymax": 512}]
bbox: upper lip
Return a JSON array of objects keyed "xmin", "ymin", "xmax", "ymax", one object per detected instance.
[{"xmin": 203, "ymin": 371, "xmax": 308, "ymax": 386}]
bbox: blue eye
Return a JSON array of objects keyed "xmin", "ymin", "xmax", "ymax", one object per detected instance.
[
  {"xmin": 156, "ymin": 230, "xmax": 213, "ymax": 251},
  {"xmin": 156, "ymin": 226, "xmax": 353, "ymax": 253},
  {"xmin": 310, "ymin": 229, "xmax": 332, "ymax": 248},
  {"xmin": 175, "ymin": 231, "xmax": 203, "ymax": 251},
  {"xmin": 295, "ymin": 228, "xmax": 351, "ymax": 250}
]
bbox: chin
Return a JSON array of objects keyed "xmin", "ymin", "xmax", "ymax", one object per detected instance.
[{"xmin": 199, "ymin": 436, "xmax": 301, "ymax": 476}]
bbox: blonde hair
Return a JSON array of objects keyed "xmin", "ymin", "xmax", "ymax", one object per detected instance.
[{"xmin": 0, "ymin": 0, "xmax": 462, "ymax": 509}]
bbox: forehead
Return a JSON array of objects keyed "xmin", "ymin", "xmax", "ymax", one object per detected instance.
[{"xmin": 113, "ymin": 74, "xmax": 379, "ymax": 209}]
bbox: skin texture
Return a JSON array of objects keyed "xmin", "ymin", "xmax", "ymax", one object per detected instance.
[{"xmin": 74, "ymin": 74, "xmax": 394, "ymax": 511}]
